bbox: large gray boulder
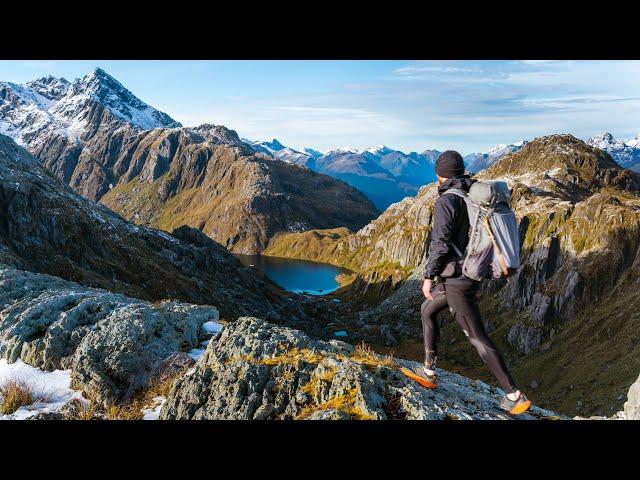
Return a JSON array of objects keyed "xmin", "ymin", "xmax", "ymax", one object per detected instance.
[
  {"xmin": 0, "ymin": 267, "xmax": 218, "ymax": 405},
  {"xmin": 160, "ymin": 317, "xmax": 562, "ymax": 420},
  {"xmin": 623, "ymin": 374, "xmax": 640, "ymax": 420}
]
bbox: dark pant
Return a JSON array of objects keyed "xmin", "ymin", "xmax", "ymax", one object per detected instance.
[
  {"xmin": 420, "ymin": 279, "xmax": 518, "ymax": 394},
  {"xmin": 420, "ymin": 283, "xmax": 448, "ymax": 368}
]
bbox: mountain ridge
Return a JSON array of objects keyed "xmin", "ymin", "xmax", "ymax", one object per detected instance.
[{"xmin": 1, "ymin": 70, "xmax": 379, "ymax": 254}]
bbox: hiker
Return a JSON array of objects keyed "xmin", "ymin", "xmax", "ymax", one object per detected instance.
[{"xmin": 405, "ymin": 150, "xmax": 531, "ymax": 415}]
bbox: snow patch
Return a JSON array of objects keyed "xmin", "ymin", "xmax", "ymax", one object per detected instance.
[
  {"xmin": 202, "ymin": 321, "xmax": 222, "ymax": 335},
  {"xmin": 142, "ymin": 396, "xmax": 166, "ymax": 420},
  {"xmin": 0, "ymin": 359, "xmax": 84, "ymax": 420},
  {"xmin": 187, "ymin": 348, "xmax": 206, "ymax": 362}
]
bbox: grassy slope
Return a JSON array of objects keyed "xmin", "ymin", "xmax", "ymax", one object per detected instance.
[
  {"xmin": 263, "ymin": 227, "xmax": 353, "ymax": 267},
  {"xmin": 101, "ymin": 152, "xmax": 379, "ymax": 255}
]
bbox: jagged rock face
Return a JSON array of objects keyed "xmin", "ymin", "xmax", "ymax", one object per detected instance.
[
  {"xmin": 160, "ymin": 317, "xmax": 560, "ymax": 420},
  {"xmin": 97, "ymin": 130, "xmax": 378, "ymax": 254},
  {"xmin": 0, "ymin": 133, "xmax": 326, "ymax": 326},
  {"xmin": 482, "ymin": 136, "xmax": 640, "ymax": 353},
  {"xmin": 0, "ymin": 267, "xmax": 216, "ymax": 405},
  {"xmin": 1, "ymin": 71, "xmax": 378, "ymax": 254}
]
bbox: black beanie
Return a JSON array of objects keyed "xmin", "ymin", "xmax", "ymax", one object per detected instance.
[{"xmin": 435, "ymin": 150, "xmax": 465, "ymax": 178}]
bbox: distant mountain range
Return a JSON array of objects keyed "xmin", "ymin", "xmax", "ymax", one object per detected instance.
[
  {"xmin": 463, "ymin": 142, "xmax": 527, "ymax": 173},
  {"xmin": 247, "ymin": 139, "xmax": 530, "ymax": 209},
  {"xmin": 4, "ymin": 67, "xmax": 640, "ymax": 230},
  {"xmin": 587, "ymin": 132, "xmax": 640, "ymax": 172}
]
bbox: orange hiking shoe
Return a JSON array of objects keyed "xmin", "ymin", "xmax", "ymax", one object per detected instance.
[
  {"xmin": 400, "ymin": 366, "xmax": 437, "ymax": 389},
  {"xmin": 499, "ymin": 392, "xmax": 532, "ymax": 415}
]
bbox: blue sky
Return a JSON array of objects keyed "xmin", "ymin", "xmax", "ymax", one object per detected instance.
[{"xmin": 1, "ymin": 60, "xmax": 639, "ymax": 154}]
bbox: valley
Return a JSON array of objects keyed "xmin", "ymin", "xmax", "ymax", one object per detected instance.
[{"xmin": 2, "ymin": 66, "xmax": 640, "ymax": 420}]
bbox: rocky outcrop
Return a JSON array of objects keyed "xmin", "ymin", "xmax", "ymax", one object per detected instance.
[
  {"xmin": 0, "ymin": 267, "xmax": 216, "ymax": 405},
  {"xmin": 160, "ymin": 317, "xmax": 561, "ymax": 420}
]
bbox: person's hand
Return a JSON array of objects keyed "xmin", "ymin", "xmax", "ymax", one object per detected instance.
[{"xmin": 422, "ymin": 278, "xmax": 433, "ymax": 300}]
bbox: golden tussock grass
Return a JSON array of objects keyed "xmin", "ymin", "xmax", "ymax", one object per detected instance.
[
  {"xmin": 300, "ymin": 366, "xmax": 338, "ymax": 396},
  {"xmin": 296, "ymin": 387, "xmax": 374, "ymax": 420},
  {"xmin": 0, "ymin": 379, "xmax": 36, "ymax": 415},
  {"xmin": 226, "ymin": 347, "xmax": 327, "ymax": 367},
  {"xmin": 351, "ymin": 341, "xmax": 395, "ymax": 369}
]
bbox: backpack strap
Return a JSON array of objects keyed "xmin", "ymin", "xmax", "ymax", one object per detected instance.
[
  {"xmin": 441, "ymin": 188, "xmax": 468, "ymax": 258},
  {"xmin": 442, "ymin": 188, "xmax": 468, "ymax": 199}
]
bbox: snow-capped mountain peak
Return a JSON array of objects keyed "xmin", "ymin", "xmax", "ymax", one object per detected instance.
[
  {"xmin": 464, "ymin": 141, "xmax": 526, "ymax": 173},
  {"xmin": 588, "ymin": 132, "xmax": 621, "ymax": 149},
  {"xmin": 302, "ymin": 147, "xmax": 323, "ymax": 159},
  {"xmin": 246, "ymin": 138, "xmax": 315, "ymax": 166},
  {"xmin": 25, "ymin": 76, "xmax": 71, "ymax": 100},
  {"xmin": 365, "ymin": 145, "xmax": 393, "ymax": 156},
  {"xmin": 0, "ymin": 68, "xmax": 181, "ymax": 147},
  {"xmin": 626, "ymin": 134, "xmax": 640, "ymax": 149},
  {"xmin": 258, "ymin": 138, "xmax": 286, "ymax": 152},
  {"xmin": 587, "ymin": 132, "xmax": 640, "ymax": 172},
  {"xmin": 327, "ymin": 146, "xmax": 360, "ymax": 155},
  {"xmin": 53, "ymin": 68, "xmax": 181, "ymax": 130}
]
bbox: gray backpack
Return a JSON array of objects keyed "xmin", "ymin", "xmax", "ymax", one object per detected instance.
[{"xmin": 444, "ymin": 181, "xmax": 520, "ymax": 280}]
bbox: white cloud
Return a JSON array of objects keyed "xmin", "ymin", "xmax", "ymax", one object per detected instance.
[
  {"xmin": 20, "ymin": 60, "xmax": 56, "ymax": 70},
  {"xmin": 168, "ymin": 60, "xmax": 640, "ymax": 154}
]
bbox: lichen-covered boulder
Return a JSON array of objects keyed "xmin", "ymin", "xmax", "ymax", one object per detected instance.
[
  {"xmin": 0, "ymin": 267, "xmax": 218, "ymax": 405},
  {"xmin": 161, "ymin": 317, "xmax": 562, "ymax": 420}
]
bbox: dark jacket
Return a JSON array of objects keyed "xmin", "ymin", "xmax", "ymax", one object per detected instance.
[{"xmin": 424, "ymin": 176, "xmax": 475, "ymax": 280}]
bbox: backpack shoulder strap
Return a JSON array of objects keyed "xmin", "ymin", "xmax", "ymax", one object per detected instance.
[
  {"xmin": 441, "ymin": 188, "xmax": 469, "ymax": 258},
  {"xmin": 442, "ymin": 188, "xmax": 467, "ymax": 198}
]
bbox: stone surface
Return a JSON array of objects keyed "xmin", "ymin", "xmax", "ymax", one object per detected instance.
[
  {"xmin": 0, "ymin": 267, "xmax": 217, "ymax": 405},
  {"xmin": 160, "ymin": 317, "xmax": 562, "ymax": 420}
]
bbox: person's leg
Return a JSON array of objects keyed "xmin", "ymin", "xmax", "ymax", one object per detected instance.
[
  {"xmin": 444, "ymin": 280, "xmax": 518, "ymax": 394},
  {"xmin": 420, "ymin": 291, "xmax": 448, "ymax": 369}
]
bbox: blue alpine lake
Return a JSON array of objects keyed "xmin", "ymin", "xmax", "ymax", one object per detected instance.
[{"xmin": 234, "ymin": 254, "xmax": 350, "ymax": 295}]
